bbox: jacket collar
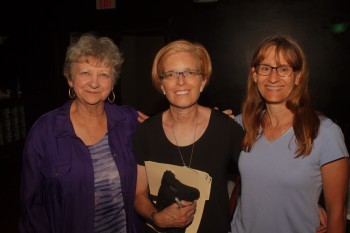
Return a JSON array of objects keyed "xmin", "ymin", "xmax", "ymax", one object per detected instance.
[{"xmin": 55, "ymin": 100, "xmax": 128, "ymax": 138}]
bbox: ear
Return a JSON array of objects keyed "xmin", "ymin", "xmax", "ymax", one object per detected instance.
[
  {"xmin": 252, "ymin": 67, "xmax": 258, "ymax": 83},
  {"xmin": 199, "ymin": 77, "xmax": 207, "ymax": 92},
  {"xmin": 294, "ymin": 72, "xmax": 301, "ymax": 85},
  {"xmin": 68, "ymin": 79, "xmax": 73, "ymax": 87},
  {"xmin": 160, "ymin": 85, "xmax": 166, "ymax": 95}
]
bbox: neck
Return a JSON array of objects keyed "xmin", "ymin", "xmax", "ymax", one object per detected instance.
[
  {"xmin": 264, "ymin": 106, "xmax": 293, "ymax": 128},
  {"xmin": 71, "ymin": 100, "xmax": 106, "ymax": 120},
  {"xmin": 166, "ymin": 105, "xmax": 199, "ymax": 146},
  {"xmin": 168, "ymin": 104, "xmax": 199, "ymax": 126}
]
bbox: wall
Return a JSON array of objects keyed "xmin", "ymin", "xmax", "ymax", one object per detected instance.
[
  {"xmin": 119, "ymin": 35, "xmax": 168, "ymax": 115},
  {"xmin": 0, "ymin": 0, "xmax": 349, "ymax": 231},
  {"xmin": 117, "ymin": 0, "xmax": 350, "ymax": 145}
]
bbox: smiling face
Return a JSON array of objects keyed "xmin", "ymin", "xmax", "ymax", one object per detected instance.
[
  {"xmin": 252, "ymin": 46, "xmax": 301, "ymax": 105},
  {"xmin": 68, "ymin": 57, "xmax": 113, "ymax": 106},
  {"xmin": 160, "ymin": 52, "xmax": 207, "ymax": 109}
]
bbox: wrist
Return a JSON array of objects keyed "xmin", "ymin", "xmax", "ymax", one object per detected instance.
[{"xmin": 150, "ymin": 210, "xmax": 159, "ymax": 223}]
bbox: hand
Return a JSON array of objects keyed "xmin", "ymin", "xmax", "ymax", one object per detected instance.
[
  {"xmin": 153, "ymin": 200, "xmax": 197, "ymax": 229},
  {"xmin": 137, "ymin": 111, "xmax": 149, "ymax": 123},
  {"xmin": 214, "ymin": 107, "xmax": 235, "ymax": 119},
  {"xmin": 316, "ymin": 206, "xmax": 327, "ymax": 233}
]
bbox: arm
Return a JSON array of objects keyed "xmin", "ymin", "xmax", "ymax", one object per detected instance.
[
  {"xmin": 134, "ymin": 165, "xmax": 196, "ymax": 229},
  {"xmin": 321, "ymin": 157, "xmax": 349, "ymax": 233},
  {"xmin": 18, "ymin": 136, "xmax": 50, "ymax": 232}
]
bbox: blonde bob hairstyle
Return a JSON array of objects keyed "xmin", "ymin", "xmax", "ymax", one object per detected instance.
[
  {"xmin": 63, "ymin": 33, "xmax": 124, "ymax": 86},
  {"xmin": 241, "ymin": 34, "xmax": 320, "ymax": 157},
  {"xmin": 151, "ymin": 39, "xmax": 212, "ymax": 93}
]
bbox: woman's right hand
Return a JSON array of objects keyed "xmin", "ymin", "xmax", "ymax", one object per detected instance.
[
  {"xmin": 153, "ymin": 200, "xmax": 197, "ymax": 229},
  {"xmin": 316, "ymin": 206, "xmax": 327, "ymax": 233},
  {"xmin": 214, "ymin": 107, "xmax": 235, "ymax": 119},
  {"xmin": 137, "ymin": 111, "xmax": 149, "ymax": 123}
]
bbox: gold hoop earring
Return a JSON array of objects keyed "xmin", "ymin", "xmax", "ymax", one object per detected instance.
[
  {"xmin": 68, "ymin": 87, "xmax": 76, "ymax": 99},
  {"xmin": 108, "ymin": 91, "xmax": 116, "ymax": 103}
]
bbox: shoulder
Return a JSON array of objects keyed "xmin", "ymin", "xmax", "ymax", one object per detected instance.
[
  {"xmin": 136, "ymin": 112, "xmax": 162, "ymax": 131},
  {"xmin": 106, "ymin": 103, "xmax": 138, "ymax": 117},
  {"xmin": 24, "ymin": 102, "xmax": 70, "ymax": 148},
  {"xmin": 133, "ymin": 112, "xmax": 162, "ymax": 144},
  {"xmin": 210, "ymin": 109, "xmax": 244, "ymax": 133},
  {"xmin": 28, "ymin": 104, "xmax": 65, "ymax": 133},
  {"xmin": 318, "ymin": 115, "xmax": 345, "ymax": 139},
  {"xmin": 234, "ymin": 113, "xmax": 243, "ymax": 127},
  {"xmin": 105, "ymin": 103, "xmax": 139, "ymax": 128},
  {"xmin": 316, "ymin": 115, "xmax": 349, "ymax": 162},
  {"xmin": 319, "ymin": 115, "xmax": 343, "ymax": 134}
]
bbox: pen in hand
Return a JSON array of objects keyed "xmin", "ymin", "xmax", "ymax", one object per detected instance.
[{"xmin": 175, "ymin": 197, "xmax": 184, "ymax": 208}]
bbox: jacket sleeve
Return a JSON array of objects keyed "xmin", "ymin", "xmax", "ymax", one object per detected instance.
[{"xmin": 18, "ymin": 126, "xmax": 50, "ymax": 233}]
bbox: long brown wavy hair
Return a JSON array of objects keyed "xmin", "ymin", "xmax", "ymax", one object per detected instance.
[{"xmin": 241, "ymin": 34, "xmax": 320, "ymax": 157}]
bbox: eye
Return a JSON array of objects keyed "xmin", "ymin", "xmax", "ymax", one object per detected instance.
[
  {"xmin": 280, "ymin": 67, "xmax": 289, "ymax": 72},
  {"xmin": 164, "ymin": 72, "xmax": 175, "ymax": 78},
  {"xmin": 261, "ymin": 66, "xmax": 270, "ymax": 71},
  {"xmin": 80, "ymin": 71, "xmax": 90, "ymax": 76},
  {"xmin": 99, "ymin": 73, "xmax": 109, "ymax": 78}
]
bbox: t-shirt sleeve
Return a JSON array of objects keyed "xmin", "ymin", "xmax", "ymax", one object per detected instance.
[
  {"xmin": 234, "ymin": 113, "xmax": 244, "ymax": 129},
  {"xmin": 318, "ymin": 117, "xmax": 349, "ymax": 166}
]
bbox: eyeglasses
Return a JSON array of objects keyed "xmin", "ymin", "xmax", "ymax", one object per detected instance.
[
  {"xmin": 160, "ymin": 69, "xmax": 202, "ymax": 81},
  {"xmin": 255, "ymin": 64, "xmax": 294, "ymax": 77}
]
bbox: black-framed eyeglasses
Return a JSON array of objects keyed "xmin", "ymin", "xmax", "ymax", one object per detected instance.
[
  {"xmin": 160, "ymin": 69, "xmax": 202, "ymax": 81},
  {"xmin": 255, "ymin": 64, "xmax": 294, "ymax": 77}
]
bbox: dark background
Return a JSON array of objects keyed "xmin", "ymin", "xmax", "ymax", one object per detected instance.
[{"xmin": 0, "ymin": 0, "xmax": 349, "ymax": 232}]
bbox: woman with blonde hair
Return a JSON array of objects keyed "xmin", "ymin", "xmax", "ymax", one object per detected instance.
[{"xmin": 133, "ymin": 39, "xmax": 244, "ymax": 233}]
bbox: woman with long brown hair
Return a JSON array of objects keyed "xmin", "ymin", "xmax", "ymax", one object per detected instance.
[{"xmin": 231, "ymin": 34, "xmax": 349, "ymax": 233}]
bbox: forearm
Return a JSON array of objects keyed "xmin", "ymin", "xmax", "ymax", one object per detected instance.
[
  {"xmin": 327, "ymin": 209, "xmax": 347, "ymax": 233},
  {"xmin": 134, "ymin": 194, "xmax": 158, "ymax": 222}
]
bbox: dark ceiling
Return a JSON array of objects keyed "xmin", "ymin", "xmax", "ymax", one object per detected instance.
[{"xmin": 0, "ymin": 0, "xmax": 230, "ymax": 32}]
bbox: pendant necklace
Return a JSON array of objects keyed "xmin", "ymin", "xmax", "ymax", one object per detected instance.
[
  {"xmin": 280, "ymin": 128, "xmax": 286, "ymax": 136},
  {"xmin": 169, "ymin": 109, "xmax": 199, "ymax": 168}
]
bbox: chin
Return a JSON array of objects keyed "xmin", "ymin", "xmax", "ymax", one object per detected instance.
[
  {"xmin": 264, "ymin": 99, "xmax": 286, "ymax": 105},
  {"xmin": 82, "ymin": 98, "xmax": 105, "ymax": 105}
]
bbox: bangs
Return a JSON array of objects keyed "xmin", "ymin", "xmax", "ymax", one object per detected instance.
[
  {"xmin": 253, "ymin": 43, "xmax": 302, "ymax": 71},
  {"xmin": 78, "ymin": 55, "xmax": 111, "ymax": 68}
]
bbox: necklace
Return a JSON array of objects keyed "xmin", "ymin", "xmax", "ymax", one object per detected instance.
[
  {"xmin": 280, "ymin": 128, "xmax": 286, "ymax": 135},
  {"xmin": 263, "ymin": 112, "xmax": 292, "ymax": 140},
  {"xmin": 169, "ymin": 109, "xmax": 199, "ymax": 168}
]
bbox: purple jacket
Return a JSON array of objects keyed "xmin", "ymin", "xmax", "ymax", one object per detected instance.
[{"xmin": 18, "ymin": 100, "xmax": 144, "ymax": 233}]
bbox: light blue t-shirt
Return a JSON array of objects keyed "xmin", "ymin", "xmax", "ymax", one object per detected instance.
[{"xmin": 231, "ymin": 115, "xmax": 349, "ymax": 233}]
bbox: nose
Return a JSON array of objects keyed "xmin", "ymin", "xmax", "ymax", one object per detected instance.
[
  {"xmin": 176, "ymin": 72, "xmax": 186, "ymax": 85},
  {"xmin": 89, "ymin": 75, "xmax": 100, "ymax": 88},
  {"xmin": 268, "ymin": 68, "xmax": 280, "ymax": 83}
]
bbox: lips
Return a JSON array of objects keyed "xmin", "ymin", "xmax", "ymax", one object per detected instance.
[
  {"xmin": 265, "ymin": 85, "xmax": 283, "ymax": 91},
  {"xmin": 176, "ymin": 90, "xmax": 190, "ymax": 95}
]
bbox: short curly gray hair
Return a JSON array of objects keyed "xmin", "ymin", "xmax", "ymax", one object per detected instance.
[{"xmin": 63, "ymin": 33, "xmax": 124, "ymax": 85}]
